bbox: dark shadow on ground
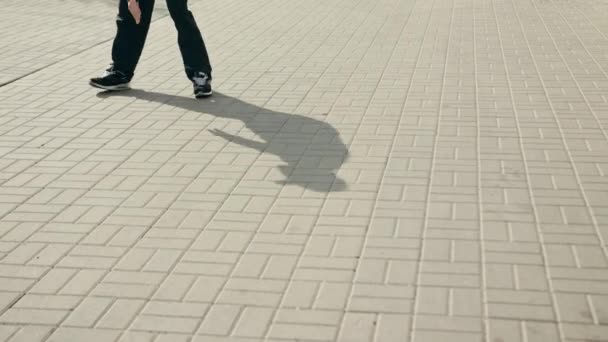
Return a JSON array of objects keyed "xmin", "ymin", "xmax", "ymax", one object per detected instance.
[{"xmin": 97, "ymin": 89, "xmax": 349, "ymax": 192}]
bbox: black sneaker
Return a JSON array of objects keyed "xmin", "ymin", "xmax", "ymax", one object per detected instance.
[
  {"xmin": 90, "ymin": 68, "xmax": 131, "ymax": 91},
  {"xmin": 192, "ymin": 72, "xmax": 212, "ymax": 98}
]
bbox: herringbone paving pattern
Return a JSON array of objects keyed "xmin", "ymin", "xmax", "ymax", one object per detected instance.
[{"xmin": 1, "ymin": 0, "xmax": 608, "ymax": 341}]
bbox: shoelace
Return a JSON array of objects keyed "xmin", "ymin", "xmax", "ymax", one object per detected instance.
[{"xmin": 102, "ymin": 69, "xmax": 126, "ymax": 78}]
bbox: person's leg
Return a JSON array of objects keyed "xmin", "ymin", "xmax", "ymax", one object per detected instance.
[
  {"xmin": 111, "ymin": 0, "xmax": 156, "ymax": 79},
  {"xmin": 166, "ymin": 0, "xmax": 212, "ymax": 80}
]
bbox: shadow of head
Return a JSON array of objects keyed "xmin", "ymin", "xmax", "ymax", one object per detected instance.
[{"xmin": 97, "ymin": 89, "xmax": 349, "ymax": 192}]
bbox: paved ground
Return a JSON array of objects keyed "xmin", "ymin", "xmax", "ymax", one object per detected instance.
[
  {"xmin": 0, "ymin": 0, "xmax": 169, "ymax": 86},
  {"xmin": 1, "ymin": 0, "xmax": 608, "ymax": 341}
]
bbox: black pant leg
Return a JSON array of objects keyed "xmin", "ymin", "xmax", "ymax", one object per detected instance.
[
  {"xmin": 166, "ymin": 0, "xmax": 212, "ymax": 80},
  {"xmin": 111, "ymin": 0, "xmax": 156, "ymax": 79}
]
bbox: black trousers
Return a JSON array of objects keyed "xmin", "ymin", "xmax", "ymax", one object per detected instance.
[{"xmin": 111, "ymin": 0, "xmax": 212, "ymax": 81}]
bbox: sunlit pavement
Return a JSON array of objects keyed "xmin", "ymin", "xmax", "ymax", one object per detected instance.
[{"xmin": 1, "ymin": 0, "xmax": 608, "ymax": 341}]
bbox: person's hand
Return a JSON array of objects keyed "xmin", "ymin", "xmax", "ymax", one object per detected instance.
[{"xmin": 128, "ymin": 0, "xmax": 141, "ymax": 24}]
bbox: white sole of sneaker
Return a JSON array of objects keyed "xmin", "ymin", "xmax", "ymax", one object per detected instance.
[
  {"xmin": 195, "ymin": 90, "xmax": 213, "ymax": 98},
  {"xmin": 89, "ymin": 81, "xmax": 131, "ymax": 91}
]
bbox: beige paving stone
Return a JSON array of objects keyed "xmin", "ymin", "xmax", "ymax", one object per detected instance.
[
  {"xmin": 268, "ymin": 323, "xmax": 337, "ymax": 341},
  {"xmin": 232, "ymin": 307, "xmax": 274, "ymax": 338},
  {"xmin": 197, "ymin": 304, "xmax": 242, "ymax": 336},
  {"xmin": 131, "ymin": 315, "xmax": 201, "ymax": 333},
  {"xmin": 2, "ymin": 326, "xmax": 53, "ymax": 342},
  {"xmin": 63, "ymin": 297, "xmax": 113, "ymax": 328},
  {"xmin": 0, "ymin": 308, "xmax": 68, "ymax": 325},
  {"xmin": 412, "ymin": 330, "xmax": 483, "ymax": 342},
  {"xmin": 96, "ymin": 299, "xmax": 145, "ymax": 329},
  {"xmin": 0, "ymin": 292, "xmax": 20, "ymax": 313},
  {"xmin": 338, "ymin": 312, "xmax": 376, "ymax": 342},
  {"xmin": 0, "ymin": 326, "xmax": 18, "ymax": 342},
  {"xmin": 47, "ymin": 328, "xmax": 120, "ymax": 342}
]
